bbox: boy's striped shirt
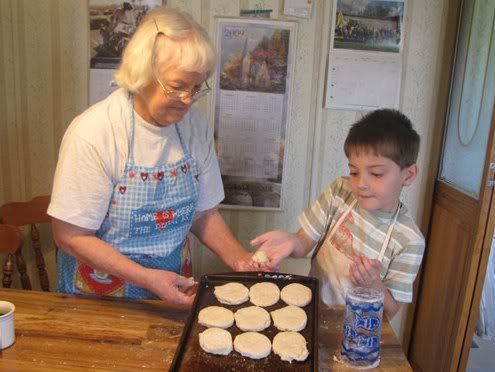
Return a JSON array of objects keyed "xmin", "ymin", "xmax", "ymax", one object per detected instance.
[{"xmin": 299, "ymin": 177, "xmax": 425, "ymax": 303}]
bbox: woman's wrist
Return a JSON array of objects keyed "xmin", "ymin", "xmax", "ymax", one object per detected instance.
[
  {"xmin": 230, "ymin": 251, "xmax": 252, "ymax": 271},
  {"xmin": 126, "ymin": 265, "xmax": 155, "ymax": 290}
]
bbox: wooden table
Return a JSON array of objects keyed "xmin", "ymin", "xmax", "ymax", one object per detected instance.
[{"xmin": 0, "ymin": 288, "xmax": 411, "ymax": 371}]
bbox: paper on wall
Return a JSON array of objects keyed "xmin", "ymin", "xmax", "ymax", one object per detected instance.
[
  {"xmin": 325, "ymin": 50, "xmax": 401, "ymax": 110},
  {"xmin": 283, "ymin": 0, "xmax": 313, "ymax": 19},
  {"xmin": 89, "ymin": 68, "xmax": 118, "ymax": 105}
]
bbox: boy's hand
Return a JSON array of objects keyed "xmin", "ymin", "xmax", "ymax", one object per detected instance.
[
  {"xmin": 349, "ymin": 255, "xmax": 382, "ymax": 288},
  {"xmin": 250, "ymin": 230, "xmax": 298, "ymax": 271}
]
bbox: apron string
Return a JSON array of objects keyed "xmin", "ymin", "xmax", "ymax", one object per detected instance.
[
  {"xmin": 311, "ymin": 199, "xmax": 357, "ymax": 260},
  {"xmin": 377, "ymin": 202, "xmax": 401, "ymax": 262},
  {"xmin": 128, "ymin": 94, "xmax": 136, "ymax": 167}
]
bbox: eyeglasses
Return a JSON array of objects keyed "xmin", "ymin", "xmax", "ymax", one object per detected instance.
[
  {"xmin": 152, "ymin": 19, "xmax": 211, "ymax": 102},
  {"xmin": 156, "ymin": 77, "xmax": 211, "ymax": 102}
]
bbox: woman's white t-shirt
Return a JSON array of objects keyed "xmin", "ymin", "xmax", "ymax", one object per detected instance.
[{"xmin": 48, "ymin": 88, "xmax": 224, "ymax": 230}]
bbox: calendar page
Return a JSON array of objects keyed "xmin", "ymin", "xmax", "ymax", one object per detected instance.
[
  {"xmin": 217, "ymin": 91, "xmax": 283, "ymax": 178},
  {"xmin": 325, "ymin": 0, "xmax": 405, "ymax": 111},
  {"xmin": 212, "ymin": 18, "xmax": 297, "ymax": 210}
]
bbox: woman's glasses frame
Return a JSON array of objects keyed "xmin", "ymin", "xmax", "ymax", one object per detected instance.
[
  {"xmin": 152, "ymin": 18, "xmax": 211, "ymax": 102},
  {"xmin": 155, "ymin": 77, "xmax": 211, "ymax": 102}
]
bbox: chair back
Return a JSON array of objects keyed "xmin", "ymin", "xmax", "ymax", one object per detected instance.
[
  {"xmin": 0, "ymin": 224, "xmax": 21, "ymax": 254},
  {"xmin": 0, "ymin": 224, "xmax": 31, "ymax": 289},
  {"xmin": 0, "ymin": 196, "xmax": 51, "ymax": 291},
  {"xmin": 0, "ymin": 196, "xmax": 51, "ymax": 225}
]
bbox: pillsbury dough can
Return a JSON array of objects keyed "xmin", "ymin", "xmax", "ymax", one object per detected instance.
[{"xmin": 340, "ymin": 287, "xmax": 384, "ymax": 369}]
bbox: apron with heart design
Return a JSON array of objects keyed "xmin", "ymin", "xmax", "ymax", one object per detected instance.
[{"xmin": 57, "ymin": 94, "xmax": 199, "ymax": 299}]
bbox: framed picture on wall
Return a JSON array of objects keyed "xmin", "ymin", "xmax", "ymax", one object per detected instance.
[
  {"xmin": 89, "ymin": 0, "xmax": 163, "ymax": 69},
  {"xmin": 211, "ymin": 17, "xmax": 298, "ymax": 211},
  {"xmin": 88, "ymin": 0, "xmax": 164, "ymax": 104}
]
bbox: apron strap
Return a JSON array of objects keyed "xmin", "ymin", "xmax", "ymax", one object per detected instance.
[
  {"xmin": 128, "ymin": 94, "xmax": 136, "ymax": 167},
  {"xmin": 377, "ymin": 203, "xmax": 401, "ymax": 262},
  {"xmin": 175, "ymin": 123, "xmax": 191, "ymax": 156},
  {"xmin": 311, "ymin": 199, "xmax": 357, "ymax": 260}
]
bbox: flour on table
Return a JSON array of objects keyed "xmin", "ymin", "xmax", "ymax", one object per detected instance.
[
  {"xmin": 198, "ymin": 306, "xmax": 234, "ymax": 329},
  {"xmin": 249, "ymin": 282, "xmax": 280, "ymax": 307},
  {"xmin": 233, "ymin": 332, "xmax": 271, "ymax": 359},
  {"xmin": 272, "ymin": 331, "xmax": 309, "ymax": 362},
  {"xmin": 271, "ymin": 305, "xmax": 307, "ymax": 331},
  {"xmin": 234, "ymin": 306, "xmax": 271, "ymax": 332},
  {"xmin": 199, "ymin": 328, "xmax": 233, "ymax": 355},
  {"xmin": 281, "ymin": 283, "xmax": 312, "ymax": 307},
  {"xmin": 214, "ymin": 282, "xmax": 249, "ymax": 305}
]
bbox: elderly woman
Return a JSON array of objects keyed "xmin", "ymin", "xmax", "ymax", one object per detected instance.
[{"xmin": 48, "ymin": 7, "xmax": 254, "ymax": 307}]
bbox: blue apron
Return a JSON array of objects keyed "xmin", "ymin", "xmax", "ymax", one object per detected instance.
[{"xmin": 57, "ymin": 94, "xmax": 199, "ymax": 299}]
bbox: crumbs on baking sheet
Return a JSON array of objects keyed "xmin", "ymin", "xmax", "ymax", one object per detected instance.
[{"xmin": 263, "ymin": 273, "xmax": 293, "ymax": 280}]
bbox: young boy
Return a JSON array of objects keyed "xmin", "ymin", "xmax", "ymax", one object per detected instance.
[{"xmin": 251, "ymin": 109, "xmax": 425, "ymax": 319}]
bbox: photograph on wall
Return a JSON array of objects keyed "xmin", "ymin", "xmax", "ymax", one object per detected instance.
[
  {"xmin": 89, "ymin": 0, "xmax": 163, "ymax": 69},
  {"xmin": 334, "ymin": 0, "xmax": 404, "ymax": 53},
  {"xmin": 212, "ymin": 18, "xmax": 297, "ymax": 210}
]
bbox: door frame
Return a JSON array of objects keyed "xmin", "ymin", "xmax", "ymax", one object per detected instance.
[{"xmin": 457, "ymin": 101, "xmax": 495, "ymax": 371}]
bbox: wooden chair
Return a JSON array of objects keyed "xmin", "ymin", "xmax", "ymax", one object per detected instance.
[
  {"xmin": 0, "ymin": 224, "xmax": 31, "ymax": 289},
  {"xmin": 0, "ymin": 195, "xmax": 51, "ymax": 291}
]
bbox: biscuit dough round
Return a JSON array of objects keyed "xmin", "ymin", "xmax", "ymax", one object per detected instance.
[
  {"xmin": 233, "ymin": 332, "xmax": 271, "ymax": 359},
  {"xmin": 252, "ymin": 250, "xmax": 269, "ymax": 264},
  {"xmin": 234, "ymin": 306, "xmax": 271, "ymax": 331},
  {"xmin": 281, "ymin": 283, "xmax": 312, "ymax": 307},
  {"xmin": 249, "ymin": 282, "xmax": 280, "ymax": 307},
  {"xmin": 272, "ymin": 331, "xmax": 309, "ymax": 362},
  {"xmin": 198, "ymin": 306, "xmax": 234, "ymax": 329},
  {"xmin": 199, "ymin": 327, "xmax": 233, "ymax": 355},
  {"xmin": 271, "ymin": 305, "xmax": 307, "ymax": 331},
  {"xmin": 214, "ymin": 282, "xmax": 249, "ymax": 305}
]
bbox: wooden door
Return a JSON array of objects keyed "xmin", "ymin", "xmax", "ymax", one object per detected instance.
[
  {"xmin": 408, "ymin": 0, "xmax": 495, "ymax": 370},
  {"xmin": 408, "ymin": 163, "xmax": 495, "ymax": 371}
]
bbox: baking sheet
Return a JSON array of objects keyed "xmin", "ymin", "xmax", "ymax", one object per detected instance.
[{"xmin": 170, "ymin": 272, "xmax": 319, "ymax": 371}]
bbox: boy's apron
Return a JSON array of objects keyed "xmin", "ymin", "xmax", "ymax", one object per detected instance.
[
  {"xmin": 57, "ymin": 94, "xmax": 199, "ymax": 299},
  {"xmin": 310, "ymin": 199, "xmax": 400, "ymax": 306}
]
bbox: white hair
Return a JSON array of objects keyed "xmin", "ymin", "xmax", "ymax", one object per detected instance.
[{"xmin": 115, "ymin": 7, "xmax": 215, "ymax": 93}]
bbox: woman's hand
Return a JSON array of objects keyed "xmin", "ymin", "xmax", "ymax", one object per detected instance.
[
  {"xmin": 250, "ymin": 230, "xmax": 300, "ymax": 271},
  {"xmin": 349, "ymin": 255, "xmax": 382, "ymax": 288},
  {"xmin": 145, "ymin": 269, "xmax": 197, "ymax": 308}
]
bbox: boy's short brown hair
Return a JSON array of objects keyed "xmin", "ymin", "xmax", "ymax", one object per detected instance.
[{"xmin": 344, "ymin": 109, "xmax": 420, "ymax": 169}]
